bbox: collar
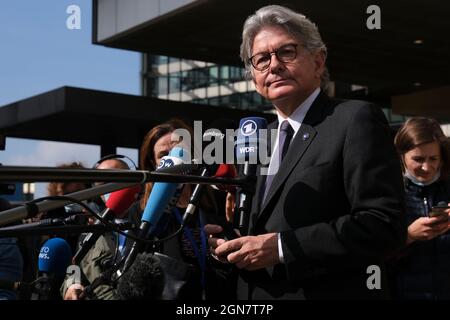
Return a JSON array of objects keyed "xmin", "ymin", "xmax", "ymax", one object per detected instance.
[
  {"xmin": 266, "ymin": 88, "xmax": 320, "ymax": 176},
  {"xmin": 404, "ymin": 169, "xmax": 441, "ymax": 187},
  {"xmin": 276, "ymin": 87, "xmax": 320, "ymax": 139}
]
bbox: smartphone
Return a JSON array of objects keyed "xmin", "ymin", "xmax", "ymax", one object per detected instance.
[
  {"xmin": 206, "ymin": 214, "xmax": 239, "ymax": 241},
  {"xmin": 430, "ymin": 205, "xmax": 450, "ymax": 218}
]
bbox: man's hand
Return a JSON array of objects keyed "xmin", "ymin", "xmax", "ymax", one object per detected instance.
[
  {"xmin": 211, "ymin": 231, "xmax": 280, "ymax": 270},
  {"xmin": 205, "ymin": 224, "xmax": 231, "ymax": 263},
  {"xmin": 64, "ymin": 283, "xmax": 85, "ymax": 300}
]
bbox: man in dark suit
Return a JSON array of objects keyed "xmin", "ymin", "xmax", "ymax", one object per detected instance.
[{"xmin": 206, "ymin": 5, "xmax": 406, "ymax": 299}]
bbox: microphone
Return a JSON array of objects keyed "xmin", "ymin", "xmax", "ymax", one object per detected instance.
[
  {"xmin": 181, "ymin": 119, "xmax": 239, "ymax": 241},
  {"xmin": 0, "ymin": 182, "xmax": 138, "ymax": 227},
  {"xmin": 116, "ymin": 252, "xmax": 165, "ymax": 300},
  {"xmin": 183, "ymin": 119, "xmax": 236, "ymax": 224},
  {"xmin": 211, "ymin": 163, "xmax": 238, "ymax": 193},
  {"xmin": 140, "ymin": 147, "xmax": 188, "ymax": 232},
  {"xmin": 122, "ymin": 146, "xmax": 189, "ymax": 273},
  {"xmin": 72, "ymin": 184, "xmax": 141, "ymax": 264},
  {"xmin": 202, "ymin": 119, "xmax": 237, "ymax": 172},
  {"xmin": 155, "ymin": 163, "xmax": 202, "ymax": 175},
  {"xmin": 32, "ymin": 238, "xmax": 72, "ymax": 300},
  {"xmin": 182, "ymin": 119, "xmax": 237, "ymax": 224},
  {"xmin": 181, "ymin": 164, "xmax": 237, "ymax": 223},
  {"xmin": 235, "ymin": 117, "xmax": 267, "ymax": 235},
  {"xmin": 0, "ymin": 214, "xmax": 88, "ymax": 234},
  {"xmin": 102, "ymin": 184, "xmax": 142, "ymax": 220}
]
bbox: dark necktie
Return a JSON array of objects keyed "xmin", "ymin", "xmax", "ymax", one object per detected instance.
[
  {"xmin": 262, "ymin": 120, "xmax": 294, "ymax": 204},
  {"xmin": 279, "ymin": 120, "xmax": 294, "ymax": 162}
]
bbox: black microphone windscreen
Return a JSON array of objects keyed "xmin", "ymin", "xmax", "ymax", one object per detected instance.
[
  {"xmin": 203, "ymin": 119, "xmax": 237, "ymax": 144},
  {"xmin": 117, "ymin": 252, "xmax": 164, "ymax": 300},
  {"xmin": 203, "ymin": 119, "xmax": 238, "ymax": 171}
]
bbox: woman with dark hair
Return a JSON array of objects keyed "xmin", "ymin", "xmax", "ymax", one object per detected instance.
[
  {"xmin": 391, "ymin": 117, "xmax": 450, "ymax": 299},
  {"xmin": 126, "ymin": 118, "xmax": 236, "ymax": 300},
  {"xmin": 138, "ymin": 119, "xmax": 197, "ymax": 213}
]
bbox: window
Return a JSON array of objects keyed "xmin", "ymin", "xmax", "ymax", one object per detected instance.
[
  {"xmin": 169, "ymin": 72, "xmax": 181, "ymax": 93},
  {"xmin": 158, "ymin": 76, "xmax": 168, "ymax": 96}
]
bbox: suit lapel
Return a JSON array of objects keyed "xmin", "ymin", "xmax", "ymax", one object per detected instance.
[
  {"xmin": 256, "ymin": 91, "xmax": 329, "ymax": 221},
  {"xmin": 253, "ymin": 166, "xmax": 266, "ymax": 214},
  {"xmin": 252, "ymin": 120, "xmax": 277, "ymax": 215}
]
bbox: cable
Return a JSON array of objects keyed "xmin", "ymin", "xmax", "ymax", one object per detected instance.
[{"xmin": 27, "ymin": 196, "xmax": 184, "ymax": 246}]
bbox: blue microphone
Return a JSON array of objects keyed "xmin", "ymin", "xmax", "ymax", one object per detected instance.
[
  {"xmin": 141, "ymin": 146, "xmax": 188, "ymax": 233},
  {"xmin": 33, "ymin": 238, "xmax": 72, "ymax": 300},
  {"xmin": 235, "ymin": 117, "xmax": 268, "ymax": 235},
  {"xmin": 122, "ymin": 146, "xmax": 189, "ymax": 272},
  {"xmin": 236, "ymin": 117, "xmax": 268, "ymax": 163}
]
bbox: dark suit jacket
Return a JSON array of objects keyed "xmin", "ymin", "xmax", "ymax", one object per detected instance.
[{"xmin": 238, "ymin": 91, "xmax": 406, "ymax": 299}]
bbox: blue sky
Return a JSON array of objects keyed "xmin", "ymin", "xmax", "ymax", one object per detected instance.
[{"xmin": 0, "ymin": 1, "xmax": 140, "ymax": 197}]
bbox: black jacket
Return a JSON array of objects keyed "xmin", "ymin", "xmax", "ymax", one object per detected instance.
[
  {"xmin": 239, "ymin": 91, "xmax": 406, "ymax": 299},
  {"xmin": 391, "ymin": 178, "xmax": 450, "ymax": 299}
]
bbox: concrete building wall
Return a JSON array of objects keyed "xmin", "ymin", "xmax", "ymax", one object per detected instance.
[{"xmin": 97, "ymin": 0, "xmax": 198, "ymax": 42}]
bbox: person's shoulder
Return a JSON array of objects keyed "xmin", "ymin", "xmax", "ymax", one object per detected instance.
[
  {"xmin": 331, "ymin": 97, "xmax": 378, "ymax": 113},
  {"xmin": 328, "ymin": 97, "xmax": 386, "ymax": 123},
  {"xmin": 80, "ymin": 233, "xmax": 114, "ymax": 264}
]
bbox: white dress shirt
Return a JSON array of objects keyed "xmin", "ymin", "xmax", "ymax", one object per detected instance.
[{"xmin": 270, "ymin": 88, "xmax": 321, "ymax": 263}]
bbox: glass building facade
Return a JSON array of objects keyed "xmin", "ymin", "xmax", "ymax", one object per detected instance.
[
  {"xmin": 141, "ymin": 54, "xmax": 405, "ymax": 124},
  {"xmin": 142, "ymin": 54, "xmax": 273, "ymax": 112}
]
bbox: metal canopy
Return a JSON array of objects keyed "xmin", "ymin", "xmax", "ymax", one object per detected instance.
[
  {"xmin": 0, "ymin": 86, "xmax": 274, "ymax": 149},
  {"xmin": 94, "ymin": 0, "xmax": 450, "ymax": 100}
]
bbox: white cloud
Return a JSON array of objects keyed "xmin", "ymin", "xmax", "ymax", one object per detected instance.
[
  {"xmin": 3, "ymin": 140, "xmax": 100, "ymax": 198},
  {"xmin": 2, "ymin": 140, "xmax": 139, "ymax": 199},
  {"xmin": 5, "ymin": 140, "xmax": 100, "ymax": 167}
]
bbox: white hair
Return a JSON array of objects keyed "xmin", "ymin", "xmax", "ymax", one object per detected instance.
[{"xmin": 240, "ymin": 5, "xmax": 329, "ymax": 89}]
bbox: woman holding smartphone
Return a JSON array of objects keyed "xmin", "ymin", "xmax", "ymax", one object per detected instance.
[{"xmin": 391, "ymin": 117, "xmax": 450, "ymax": 299}]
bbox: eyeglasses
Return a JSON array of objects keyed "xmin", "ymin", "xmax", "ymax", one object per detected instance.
[{"xmin": 249, "ymin": 43, "xmax": 298, "ymax": 71}]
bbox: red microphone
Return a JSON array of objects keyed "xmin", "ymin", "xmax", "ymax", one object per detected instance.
[
  {"xmin": 212, "ymin": 164, "xmax": 237, "ymax": 193},
  {"xmin": 72, "ymin": 184, "xmax": 141, "ymax": 264},
  {"xmin": 104, "ymin": 184, "xmax": 141, "ymax": 219}
]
